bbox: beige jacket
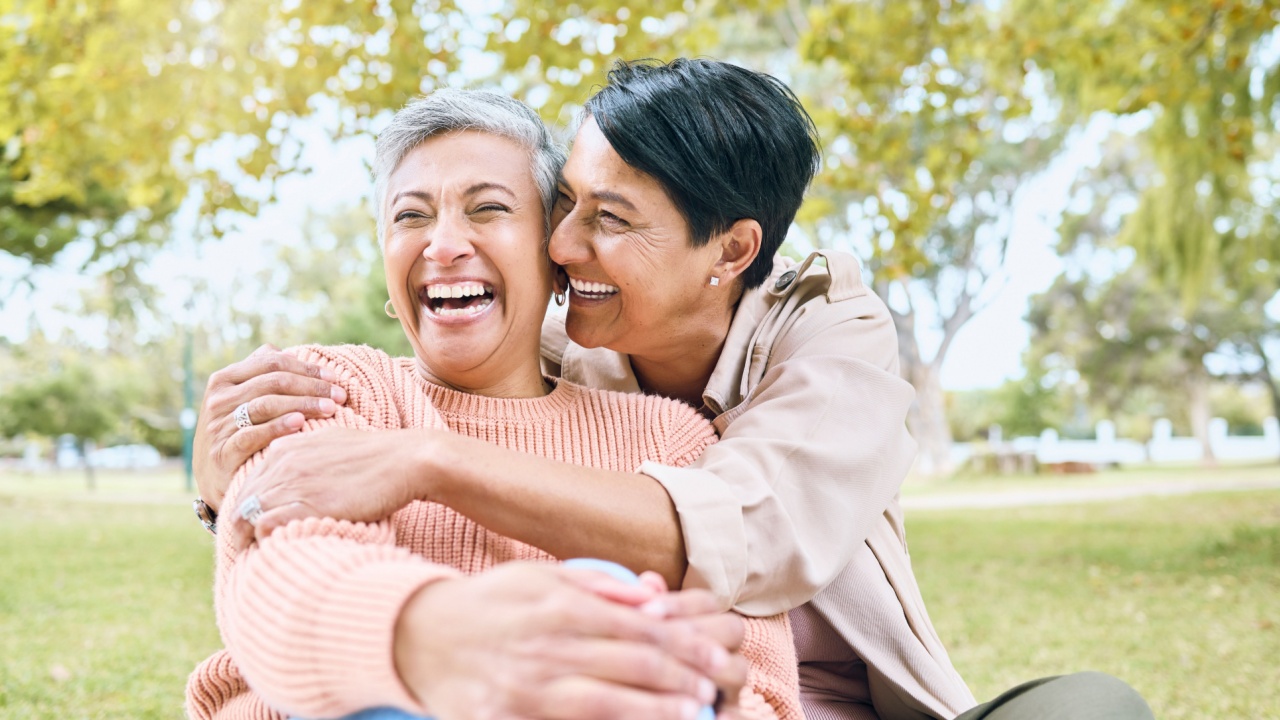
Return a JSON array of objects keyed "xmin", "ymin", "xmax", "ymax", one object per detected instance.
[{"xmin": 542, "ymin": 251, "xmax": 975, "ymax": 720}]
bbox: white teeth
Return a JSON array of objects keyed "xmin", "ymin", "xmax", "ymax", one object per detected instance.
[
  {"xmin": 426, "ymin": 283, "xmax": 491, "ymax": 299},
  {"xmin": 428, "ymin": 297, "xmax": 493, "ymax": 317},
  {"xmin": 568, "ymin": 277, "xmax": 620, "ymax": 296}
]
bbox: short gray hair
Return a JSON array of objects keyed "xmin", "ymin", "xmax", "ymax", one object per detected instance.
[{"xmin": 372, "ymin": 89, "xmax": 566, "ymax": 240}]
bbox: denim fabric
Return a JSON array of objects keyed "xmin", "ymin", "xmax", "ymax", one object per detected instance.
[{"xmin": 295, "ymin": 710, "xmax": 430, "ymax": 720}]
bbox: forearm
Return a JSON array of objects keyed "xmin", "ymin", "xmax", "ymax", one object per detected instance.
[
  {"xmin": 217, "ymin": 518, "xmax": 450, "ymax": 716},
  {"xmin": 418, "ymin": 432, "xmax": 688, "ymax": 588}
]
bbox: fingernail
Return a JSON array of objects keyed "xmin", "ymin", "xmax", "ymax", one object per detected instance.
[
  {"xmin": 707, "ymin": 646, "xmax": 729, "ymax": 672},
  {"xmin": 696, "ymin": 678, "xmax": 716, "ymax": 704},
  {"xmin": 318, "ymin": 398, "xmax": 336, "ymax": 414},
  {"xmin": 680, "ymin": 699, "xmax": 700, "ymax": 720},
  {"xmin": 640, "ymin": 599, "xmax": 667, "ymax": 618},
  {"xmin": 330, "ymin": 386, "xmax": 347, "ymax": 403},
  {"xmin": 319, "ymin": 368, "xmax": 337, "ymax": 381},
  {"xmin": 284, "ymin": 413, "xmax": 305, "ymax": 430}
]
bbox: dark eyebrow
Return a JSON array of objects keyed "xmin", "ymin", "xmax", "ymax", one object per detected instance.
[
  {"xmin": 588, "ymin": 190, "xmax": 637, "ymax": 212},
  {"xmin": 391, "ymin": 183, "xmax": 517, "ymax": 205}
]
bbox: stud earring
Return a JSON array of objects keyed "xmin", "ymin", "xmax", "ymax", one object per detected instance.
[
  {"xmin": 709, "ymin": 276, "xmax": 721, "ymax": 287},
  {"xmin": 384, "ymin": 300, "xmax": 398, "ymax": 318}
]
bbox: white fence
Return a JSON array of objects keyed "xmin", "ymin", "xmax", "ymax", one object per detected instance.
[{"xmin": 952, "ymin": 416, "xmax": 1280, "ymax": 468}]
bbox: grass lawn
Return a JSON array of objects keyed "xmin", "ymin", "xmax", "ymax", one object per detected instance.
[{"xmin": 0, "ymin": 469, "xmax": 1277, "ymax": 718}]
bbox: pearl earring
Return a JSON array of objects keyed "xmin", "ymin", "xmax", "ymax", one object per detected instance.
[{"xmin": 709, "ymin": 276, "xmax": 720, "ymax": 287}]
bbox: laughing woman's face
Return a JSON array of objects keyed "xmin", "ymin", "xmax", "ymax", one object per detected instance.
[
  {"xmin": 549, "ymin": 117, "xmax": 726, "ymax": 361},
  {"xmin": 382, "ymin": 130, "xmax": 552, "ymax": 395}
]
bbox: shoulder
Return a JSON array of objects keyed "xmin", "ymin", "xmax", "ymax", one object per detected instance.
[
  {"xmin": 285, "ymin": 344, "xmax": 409, "ymax": 419},
  {"xmin": 749, "ymin": 251, "xmax": 899, "ymax": 374},
  {"xmin": 287, "ymin": 343, "xmax": 394, "ymax": 374},
  {"xmin": 565, "ymin": 382, "xmax": 718, "ymax": 465}
]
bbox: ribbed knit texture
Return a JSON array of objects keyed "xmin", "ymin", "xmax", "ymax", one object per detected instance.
[{"xmin": 186, "ymin": 344, "xmax": 801, "ymax": 720}]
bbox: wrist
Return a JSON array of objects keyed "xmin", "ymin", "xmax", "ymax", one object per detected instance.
[
  {"xmin": 412, "ymin": 429, "xmax": 452, "ymax": 503},
  {"xmin": 393, "ymin": 577, "xmax": 458, "ymax": 703}
]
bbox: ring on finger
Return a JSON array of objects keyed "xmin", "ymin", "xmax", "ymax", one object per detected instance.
[
  {"xmin": 233, "ymin": 402, "xmax": 253, "ymax": 429},
  {"xmin": 238, "ymin": 494, "xmax": 264, "ymax": 527}
]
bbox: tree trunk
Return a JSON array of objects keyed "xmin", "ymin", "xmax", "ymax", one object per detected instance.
[
  {"xmin": 80, "ymin": 438, "xmax": 96, "ymax": 491},
  {"xmin": 899, "ymin": 332, "xmax": 953, "ymax": 476},
  {"xmin": 1253, "ymin": 339, "xmax": 1280, "ymax": 459},
  {"xmin": 1186, "ymin": 367, "xmax": 1216, "ymax": 466}
]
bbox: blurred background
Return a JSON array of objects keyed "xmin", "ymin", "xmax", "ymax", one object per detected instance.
[{"xmin": 1, "ymin": 1, "xmax": 1277, "ymax": 718}]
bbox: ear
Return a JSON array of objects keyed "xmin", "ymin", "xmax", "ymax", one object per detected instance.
[{"xmin": 711, "ymin": 219, "xmax": 763, "ymax": 285}]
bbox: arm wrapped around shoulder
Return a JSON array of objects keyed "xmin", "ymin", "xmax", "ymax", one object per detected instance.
[{"xmin": 208, "ymin": 345, "xmax": 459, "ymax": 718}]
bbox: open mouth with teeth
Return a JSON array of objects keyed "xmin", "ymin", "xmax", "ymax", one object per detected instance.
[
  {"xmin": 568, "ymin": 276, "xmax": 620, "ymax": 300},
  {"xmin": 421, "ymin": 282, "xmax": 495, "ymax": 318}
]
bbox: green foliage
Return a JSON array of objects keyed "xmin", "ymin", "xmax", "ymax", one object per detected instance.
[
  {"xmin": 948, "ymin": 373, "xmax": 1070, "ymax": 442},
  {"xmin": 280, "ymin": 204, "xmax": 412, "ymax": 356},
  {"xmin": 1, "ymin": 0, "xmax": 468, "ymax": 267},
  {"xmin": 0, "ymin": 359, "xmax": 117, "ymax": 446},
  {"xmin": 1009, "ymin": 0, "xmax": 1280, "ymax": 293}
]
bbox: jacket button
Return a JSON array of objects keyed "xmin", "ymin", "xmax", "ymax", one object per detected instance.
[{"xmin": 775, "ymin": 270, "xmax": 797, "ymax": 291}]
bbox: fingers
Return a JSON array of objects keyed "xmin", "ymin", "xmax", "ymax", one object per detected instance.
[
  {"xmin": 559, "ymin": 566, "xmax": 659, "ymax": 608},
  {"xmin": 216, "ymin": 345, "xmax": 337, "ymax": 386},
  {"xmin": 252, "ymin": 502, "xmax": 319, "ymax": 542},
  {"xmin": 539, "ymin": 638, "xmax": 716, "ymax": 703},
  {"xmin": 240, "ymin": 371, "xmax": 347, "ymax": 407},
  {"xmin": 644, "ymin": 587, "xmax": 722, "ymax": 619},
  {"xmin": 244, "ymin": 394, "xmax": 339, "ymax": 426},
  {"xmin": 219, "ymin": 412, "xmax": 307, "ymax": 476},
  {"xmin": 668, "ymin": 613, "xmax": 745, "ymax": 654},
  {"xmin": 535, "ymin": 676, "xmax": 706, "ymax": 720},
  {"xmin": 638, "ymin": 570, "xmax": 670, "ymax": 595}
]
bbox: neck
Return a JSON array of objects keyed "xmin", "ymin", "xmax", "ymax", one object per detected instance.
[
  {"xmin": 414, "ymin": 357, "xmax": 550, "ymax": 399},
  {"xmin": 629, "ymin": 304, "xmax": 735, "ymax": 408}
]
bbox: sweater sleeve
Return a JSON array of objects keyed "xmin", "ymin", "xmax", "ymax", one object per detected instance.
[
  {"xmin": 736, "ymin": 614, "xmax": 802, "ymax": 720},
  {"xmin": 215, "ymin": 345, "xmax": 460, "ymax": 718}
]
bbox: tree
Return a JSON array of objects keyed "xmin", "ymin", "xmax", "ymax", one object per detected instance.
[
  {"xmin": 1026, "ymin": 265, "xmax": 1259, "ymax": 461},
  {"xmin": 1010, "ymin": 0, "xmax": 1280, "ymax": 294},
  {"xmin": 0, "ymin": 348, "xmax": 118, "ymax": 488},
  {"xmin": 1, "ymin": 0, "xmax": 473, "ymax": 270}
]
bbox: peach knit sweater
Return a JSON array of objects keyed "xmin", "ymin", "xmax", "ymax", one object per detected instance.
[{"xmin": 186, "ymin": 344, "xmax": 801, "ymax": 720}]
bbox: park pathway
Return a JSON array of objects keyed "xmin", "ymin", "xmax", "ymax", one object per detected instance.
[{"xmin": 901, "ymin": 475, "xmax": 1280, "ymax": 511}]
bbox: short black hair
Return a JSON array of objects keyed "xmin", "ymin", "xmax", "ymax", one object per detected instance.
[{"xmin": 583, "ymin": 58, "xmax": 821, "ymax": 289}]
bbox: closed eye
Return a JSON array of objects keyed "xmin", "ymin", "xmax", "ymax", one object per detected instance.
[
  {"xmin": 598, "ymin": 210, "xmax": 629, "ymax": 229},
  {"xmin": 395, "ymin": 210, "xmax": 431, "ymax": 223}
]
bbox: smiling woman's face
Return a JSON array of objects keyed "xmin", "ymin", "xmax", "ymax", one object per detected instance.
[
  {"xmin": 550, "ymin": 117, "xmax": 726, "ymax": 359},
  {"xmin": 383, "ymin": 130, "xmax": 552, "ymax": 395}
]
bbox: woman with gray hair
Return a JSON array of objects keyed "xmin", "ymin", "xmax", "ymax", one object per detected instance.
[{"xmin": 185, "ymin": 88, "xmax": 801, "ymax": 720}]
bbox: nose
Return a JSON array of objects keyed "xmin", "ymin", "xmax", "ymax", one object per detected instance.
[
  {"xmin": 421, "ymin": 212, "xmax": 476, "ymax": 266},
  {"xmin": 548, "ymin": 206, "xmax": 591, "ymax": 267}
]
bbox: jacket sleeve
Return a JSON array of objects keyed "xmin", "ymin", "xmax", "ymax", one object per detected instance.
[
  {"xmin": 640, "ymin": 287, "xmax": 917, "ymax": 616},
  {"xmin": 215, "ymin": 345, "xmax": 460, "ymax": 718}
]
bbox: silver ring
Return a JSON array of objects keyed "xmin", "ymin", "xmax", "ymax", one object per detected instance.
[
  {"xmin": 233, "ymin": 402, "xmax": 253, "ymax": 429},
  {"xmin": 238, "ymin": 494, "xmax": 264, "ymax": 527}
]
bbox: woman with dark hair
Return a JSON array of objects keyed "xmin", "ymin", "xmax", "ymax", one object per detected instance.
[{"xmin": 195, "ymin": 59, "xmax": 1152, "ymax": 720}]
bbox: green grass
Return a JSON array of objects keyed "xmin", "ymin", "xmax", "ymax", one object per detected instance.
[
  {"xmin": 1, "ymin": 470, "xmax": 1277, "ymax": 718},
  {"xmin": 910, "ymin": 490, "xmax": 1280, "ymax": 719},
  {"xmin": 0, "ymin": 491, "xmax": 221, "ymax": 719}
]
